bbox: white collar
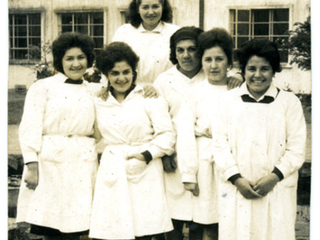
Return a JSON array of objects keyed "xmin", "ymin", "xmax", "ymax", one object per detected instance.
[
  {"xmin": 137, "ymin": 21, "xmax": 164, "ymax": 33},
  {"xmin": 239, "ymin": 82, "xmax": 278, "ymax": 102}
]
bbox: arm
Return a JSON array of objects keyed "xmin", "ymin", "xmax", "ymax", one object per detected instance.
[
  {"xmin": 227, "ymin": 72, "xmax": 244, "ymax": 90},
  {"xmin": 274, "ymin": 94, "xmax": 307, "ymax": 178},
  {"xmin": 19, "ymin": 81, "xmax": 47, "ymax": 164},
  {"xmin": 176, "ymin": 101, "xmax": 199, "ymax": 184},
  {"xmin": 211, "ymin": 93, "xmax": 241, "ymax": 181}
]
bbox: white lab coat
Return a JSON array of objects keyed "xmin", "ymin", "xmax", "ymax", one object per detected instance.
[
  {"xmin": 112, "ymin": 21, "xmax": 180, "ymax": 84},
  {"xmin": 212, "ymin": 83, "xmax": 306, "ymax": 240},
  {"xmin": 16, "ymin": 73, "xmax": 98, "ymax": 233},
  {"xmin": 89, "ymin": 85, "xmax": 175, "ymax": 239},
  {"xmin": 154, "ymin": 66, "xmax": 204, "ymax": 221},
  {"xmin": 192, "ymin": 80, "xmax": 228, "ymax": 224}
]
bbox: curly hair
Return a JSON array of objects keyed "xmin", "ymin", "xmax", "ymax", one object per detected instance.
[
  {"xmin": 95, "ymin": 42, "xmax": 139, "ymax": 82},
  {"xmin": 169, "ymin": 26, "xmax": 204, "ymax": 65},
  {"xmin": 52, "ymin": 32, "xmax": 95, "ymax": 73},
  {"xmin": 198, "ymin": 28, "xmax": 234, "ymax": 67},
  {"xmin": 237, "ymin": 39, "xmax": 282, "ymax": 74},
  {"xmin": 127, "ymin": 0, "xmax": 173, "ymax": 28}
]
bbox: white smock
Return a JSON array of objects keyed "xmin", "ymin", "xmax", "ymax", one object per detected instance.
[
  {"xmin": 16, "ymin": 73, "xmax": 98, "ymax": 233},
  {"xmin": 89, "ymin": 85, "xmax": 175, "ymax": 239},
  {"xmin": 191, "ymin": 81, "xmax": 228, "ymax": 224},
  {"xmin": 112, "ymin": 21, "xmax": 180, "ymax": 84},
  {"xmin": 212, "ymin": 83, "xmax": 306, "ymax": 240},
  {"xmin": 154, "ymin": 66, "xmax": 204, "ymax": 221}
]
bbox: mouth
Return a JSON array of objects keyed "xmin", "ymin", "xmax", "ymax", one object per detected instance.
[{"xmin": 251, "ymin": 79, "xmax": 266, "ymax": 83}]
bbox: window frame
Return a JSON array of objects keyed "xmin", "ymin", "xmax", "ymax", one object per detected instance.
[
  {"xmin": 55, "ymin": 8, "xmax": 107, "ymax": 55},
  {"xmin": 9, "ymin": 9, "xmax": 45, "ymax": 65},
  {"xmin": 228, "ymin": 5, "xmax": 293, "ymax": 68}
]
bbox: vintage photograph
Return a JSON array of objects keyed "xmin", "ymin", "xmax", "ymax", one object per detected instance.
[{"xmin": 7, "ymin": 0, "xmax": 312, "ymax": 239}]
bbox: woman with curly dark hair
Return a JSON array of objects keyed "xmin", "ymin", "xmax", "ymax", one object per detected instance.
[
  {"xmin": 89, "ymin": 42, "xmax": 176, "ymax": 240},
  {"xmin": 16, "ymin": 32, "xmax": 98, "ymax": 240},
  {"xmin": 112, "ymin": 0, "xmax": 179, "ymax": 84},
  {"xmin": 212, "ymin": 38, "xmax": 306, "ymax": 240}
]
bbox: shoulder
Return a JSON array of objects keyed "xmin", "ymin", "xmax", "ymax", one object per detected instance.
[
  {"xmin": 154, "ymin": 66, "xmax": 177, "ymax": 85},
  {"xmin": 277, "ymin": 90, "xmax": 302, "ymax": 107},
  {"xmin": 162, "ymin": 22, "xmax": 180, "ymax": 34},
  {"xmin": 113, "ymin": 24, "xmax": 136, "ymax": 40},
  {"xmin": 144, "ymin": 95, "xmax": 169, "ymax": 112},
  {"xmin": 116, "ymin": 23, "xmax": 135, "ymax": 32}
]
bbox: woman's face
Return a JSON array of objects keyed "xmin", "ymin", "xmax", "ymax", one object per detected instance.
[
  {"xmin": 107, "ymin": 61, "xmax": 134, "ymax": 95},
  {"xmin": 62, "ymin": 47, "xmax": 88, "ymax": 80},
  {"xmin": 176, "ymin": 39, "xmax": 201, "ymax": 74},
  {"xmin": 138, "ymin": 0, "xmax": 163, "ymax": 30},
  {"xmin": 202, "ymin": 46, "xmax": 229, "ymax": 85},
  {"xmin": 244, "ymin": 55, "xmax": 274, "ymax": 99}
]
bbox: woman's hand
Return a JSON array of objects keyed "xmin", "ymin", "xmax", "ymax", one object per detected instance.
[
  {"xmin": 252, "ymin": 173, "xmax": 280, "ymax": 197},
  {"xmin": 227, "ymin": 73, "xmax": 244, "ymax": 90},
  {"xmin": 143, "ymin": 85, "xmax": 159, "ymax": 98},
  {"xmin": 24, "ymin": 162, "xmax": 39, "ymax": 190},
  {"xmin": 184, "ymin": 182, "xmax": 200, "ymax": 197},
  {"xmin": 234, "ymin": 177, "xmax": 262, "ymax": 199},
  {"xmin": 126, "ymin": 153, "xmax": 146, "ymax": 162},
  {"xmin": 96, "ymin": 86, "xmax": 109, "ymax": 101}
]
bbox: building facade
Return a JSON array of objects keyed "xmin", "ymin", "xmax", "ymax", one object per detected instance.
[{"xmin": 8, "ymin": 0, "xmax": 311, "ymax": 93}]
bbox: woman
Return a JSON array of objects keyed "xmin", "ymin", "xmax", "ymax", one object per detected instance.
[
  {"xmin": 112, "ymin": 0, "xmax": 180, "ymax": 84},
  {"xmin": 154, "ymin": 27, "xmax": 242, "ymax": 240},
  {"xmin": 190, "ymin": 27, "xmax": 236, "ymax": 240},
  {"xmin": 16, "ymin": 32, "xmax": 98, "ymax": 240},
  {"xmin": 212, "ymin": 39, "xmax": 306, "ymax": 240},
  {"xmin": 89, "ymin": 42, "xmax": 176, "ymax": 240}
]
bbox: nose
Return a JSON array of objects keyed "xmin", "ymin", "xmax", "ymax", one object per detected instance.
[
  {"xmin": 183, "ymin": 50, "xmax": 190, "ymax": 58},
  {"xmin": 118, "ymin": 73, "xmax": 126, "ymax": 81},
  {"xmin": 72, "ymin": 59, "xmax": 80, "ymax": 67},
  {"xmin": 147, "ymin": 8, "xmax": 154, "ymax": 15},
  {"xmin": 254, "ymin": 70, "xmax": 261, "ymax": 77},
  {"xmin": 210, "ymin": 60, "xmax": 217, "ymax": 68}
]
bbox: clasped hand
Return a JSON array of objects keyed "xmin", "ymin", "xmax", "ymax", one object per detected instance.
[
  {"xmin": 234, "ymin": 173, "xmax": 280, "ymax": 199},
  {"xmin": 24, "ymin": 162, "xmax": 39, "ymax": 190}
]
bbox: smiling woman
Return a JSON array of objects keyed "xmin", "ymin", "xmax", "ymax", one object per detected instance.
[
  {"xmin": 112, "ymin": 0, "xmax": 180, "ymax": 84},
  {"xmin": 16, "ymin": 32, "xmax": 98, "ymax": 240}
]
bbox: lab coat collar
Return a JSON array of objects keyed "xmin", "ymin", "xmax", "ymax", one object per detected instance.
[{"xmin": 137, "ymin": 21, "xmax": 164, "ymax": 33}]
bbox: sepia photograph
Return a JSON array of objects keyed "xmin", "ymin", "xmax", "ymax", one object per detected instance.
[{"xmin": 6, "ymin": 0, "xmax": 315, "ymax": 239}]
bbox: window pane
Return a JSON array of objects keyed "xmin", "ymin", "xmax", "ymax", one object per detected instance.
[
  {"xmin": 230, "ymin": 9, "xmax": 235, "ymax": 22},
  {"xmin": 61, "ymin": 15, "xmax": 73, "ymax": 24},
  {"xmin": 15, "ymin": 49, "xmax": 28, "ymax": 59},
  {"xmin": 74, "ymin": 13, "xmax": 88, "ymax": 24},
  {"xmin": 238, "ymin": 10, "xmax": 249, "ymax": 22},
  {"xmin": 9, "ymin": 26, "xmax": 13, "ymax": 37},
  {"xmin": 15, "ymin": 26, "xmax": 27, "ymax": 36},
  {"xmin": 62, "ymin": 26, "xmax": 73, "ymax": 33},
  {"xmin": 273, "ymin": 9, "xmax": 289, "ymax": 22},
  {"xmin": 93, "ymin": 37, "xmax": 103, "ymax": 49},
  {"xmin": 92, "ymin": 13, "xmax": 103, "ymax": 24},
  {"xmin": 238, "ymin": 23, "xmax": 249, "ymax": 35},
  {"xmin": 29, "ymin": 37, "xmax": 41, "ymax": 46},
  {"xmin": 92, "ymin": 26, "xmax": 103, "ymax": 36},
  {"xmin": 253, "ymin": 10, "xmax": 269, "ymax": 22},
  {"xmin": 273, "ymin": 23, "xmax": 289, "ymax": 35},
  {"xmin": 254, "ymin": 23, "xmax": 269, "ymax": 35},
  {"xmin": 29, "ymin": 26, "xmax": 41, "ymax": 36},
  {"xmin": 233, "ymin": 50, "xmax": 239, "ymax": 62},
  {"xmin": 29, "ymin": 14, "xmax": 41, "ymax": 24},
  {"xmin": 15, "ymin": 15, "xmax": 27, "ymax": 25},
  {"xmin": 230, "ymin": 23, "xmax": 236, "ymax": 35},
  {"xmin": 75, "ymin": 25, "xmax": 88, "ymax": 34},
  {"xmin": 9, "ymin": 15, "xmax": 13, "ymax": 25},
  {"xmin": 232, "ymin": 37, "xmax": 235, "ymax": 48},
  {"xmin": 15, "ymin": 38, "xmax": 27, "ymax": 47}
]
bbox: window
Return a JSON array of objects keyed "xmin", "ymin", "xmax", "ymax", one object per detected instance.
[
  {"xmin": 9, "ymin": 13, "xmax": 41, "ymax": 62},
  {"xmin": 59, "ymin": 12, "xmax": 104, "ymax": 56},
  {"xmin": 230, "ymin": 9, "xmax": 289, "ymax": 63}
]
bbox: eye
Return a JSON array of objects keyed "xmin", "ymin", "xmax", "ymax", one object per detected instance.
[
  {"xmin": 246, "ymin": 66, "xmax": 256, "ymax": 72},
  {"xmin": 152, "ymin": 4, "xmax": 160, "ymax": 9},
  {"xmin": 141, "ymin": 5, "xmax": 149, "ymax": 10},
  {"xmin": 123, "ymin": 69, "xmax": 132, "ymax": 75},
  {"xmin": 176, "ymin": 48, "xmax": 184, "ymax": 54},
  {"xmin": 78, "ymin": 55, "xmax": 86, "ymax": 60},
  {"xmin": 188, "ymin": 47, "xmax": 196, "ymax": 53},
  {"xmin": 110, "ymin": 71, "xmax": 119, "ymax": 76},
  {"xmin": 261, "ymin": 66, "xmax": 271, "ymax": 72},
  {"xmin": 204, "ymin": 57, "xmax": 212, "ymax": 63},
  {"xmin": 65, "ymin": 56, "xmax": 74, "ymax": 61}
]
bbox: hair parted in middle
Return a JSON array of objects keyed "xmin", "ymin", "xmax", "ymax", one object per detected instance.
[
  {"xmin": 198, "ymin": 27, "xmax": 234, "ymax": 67},
  {"xmin": 126, "ymin": 0, "xmax": 173, "ymax": 28},
  {"xmin": 95, "ymin": 41, "xmax": 140, "ymax": 83},
  {"xmin": 169, "ymin": 26, "xmax": 204, "ymax": 65}
]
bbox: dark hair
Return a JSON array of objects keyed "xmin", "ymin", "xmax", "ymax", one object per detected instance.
[
  {"xmin": 127, "ymin": 0, "xmax": 173, "ymax": 28},
  {"xmin": 96, "ymin": 42, "xmax": 139, "ymax": 83},
  {"xmin": 52, "ymin": 32, "xmax": 95, "ymax": 73},
  {"xmin": 237, "ymin": 39, "xmax": 282, "ymax": 74},
  {"xmin": 169, "ymin": 26, "xmax": 204, "ymax": 65},
  {"xmin": 198, "ymin": 28, "xmax": 233, "ymax": 67}
]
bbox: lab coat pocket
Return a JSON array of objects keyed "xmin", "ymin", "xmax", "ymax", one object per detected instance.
[{"xmin": 125, "ymin": 158, "xmax": 147, "ymax": 184}]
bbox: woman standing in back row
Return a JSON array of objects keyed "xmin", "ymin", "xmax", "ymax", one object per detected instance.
[{"xmin": 112, "ymin": 0, "xmax": 179, "ymax": 84}]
